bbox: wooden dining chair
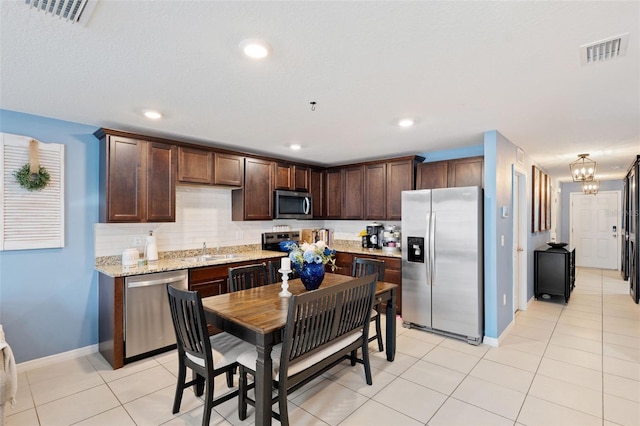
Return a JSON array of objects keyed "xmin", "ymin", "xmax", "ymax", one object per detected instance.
[
  {"xmin": 267, "ymin": 259, "xmax": 300, "ymax": 284},
  {"xmin": 236, "ymin": 274, "xmax": 378, "ymax": 426},
  {"xmin": 228, "ymin": 263, "xmax": 269, "ymax": 292},
  {"xmin": 166, "ymin": 285, "xmax": 254, "ymax": 426},
  {"xmin": 352, "ymin": 257, "xmax": 385, "ymax": 352}
]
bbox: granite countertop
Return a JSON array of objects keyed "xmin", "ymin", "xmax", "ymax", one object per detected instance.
[
  {"xmin": 96, "ymin": 249, "xmax": 285, "ymax": 278},
  {"xmin": 95, "ymin": 240, "xmax": 402, "ymax": 278},
  {"xmin": 330, "ymin": 242, "xmax": 402, "ymax": 259}
]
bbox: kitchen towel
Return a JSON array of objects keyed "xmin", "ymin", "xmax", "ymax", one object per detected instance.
[{"xmin": 0, "ymin": 324, "xmax": 17, "ymax": 426}]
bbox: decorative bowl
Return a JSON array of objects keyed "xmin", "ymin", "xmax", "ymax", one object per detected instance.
[{"xmin": 547, "ymin": 242, "xmax": 568, "ymax": 249}]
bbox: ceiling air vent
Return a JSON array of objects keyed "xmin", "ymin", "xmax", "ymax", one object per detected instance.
[
  {"xmin": 25, "ymin": 0, "xmax": 98, "ymax": 25},
  {"xmin": 580, "ymin": 33, "xmax": 629, "ymax": 65}
]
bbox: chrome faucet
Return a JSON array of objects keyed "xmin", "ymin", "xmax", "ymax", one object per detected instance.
[{"xmin": 202, "ymin": 242, "xmax": 207, "ymax": 256}]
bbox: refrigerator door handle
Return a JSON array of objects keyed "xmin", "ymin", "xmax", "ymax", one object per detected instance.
[
  {"xmin": 430, "ymin": 212, "xmax": 436, "ymax": 284},
  {"xmin": 426, "ymin": 212, "xmax": 431, "ymax": 285}
]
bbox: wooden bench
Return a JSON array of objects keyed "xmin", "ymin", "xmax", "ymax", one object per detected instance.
[{"xmin": 237, "ymin": 273, "xmax": 378, "ymax": 425}]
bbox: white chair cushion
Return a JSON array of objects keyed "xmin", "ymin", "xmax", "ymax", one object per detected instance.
[
  {"xmin": 237, "ymin": 330, "xmax": 361, "ymax": 380},
  {"xmin": 370, "ymin": 309, "xmax": 378, "ymax": 318},
  {"xmin": 185, "ymin": 332, "xmax": 254, "ymax": 369}
]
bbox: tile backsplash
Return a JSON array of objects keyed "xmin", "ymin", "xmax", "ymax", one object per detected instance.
[{"xmin": 95, "ymin": 186, "xmax": 394, "ymax": 257}]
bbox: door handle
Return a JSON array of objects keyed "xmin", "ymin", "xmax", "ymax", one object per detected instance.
[
  {"xmin": 517, "ymin": 247, "xmax": 524, "ymax": 252},
  {"xmin": 613, "ymin": 234, "xmax": 617, "ymax": 238}
]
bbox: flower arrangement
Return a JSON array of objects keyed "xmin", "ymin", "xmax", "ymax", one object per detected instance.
[{"xmin": 279, "ymin": 240, "xmax": 336, "ymax": 272}]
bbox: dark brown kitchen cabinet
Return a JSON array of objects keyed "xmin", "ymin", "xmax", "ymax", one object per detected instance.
[
  {"xmin": 232, "ymin": 157, "xmax": 273, "ymax": 220},
  {"xmin": 177, "ymin": 146, "xmax": 213, "ymax": 184},
  {"xmin": 365, "ymin": 163, "xmax": 387, "ymax": 220},
  {"xmin": 274, "ymin": 162, "xmax": 294, "ymax": 190},
  {"xmin": 294, "ymin": 166, "xmax": 310, "ymax": 191},
  {"xmin": 310, "ymin": 168, "xmax": 324, "ymax": 218},
  {"xmin": 416, "ymin": 156, "xmax": 484, "ymax": 189},
  {"xmin": 274, "ymin": 162, "xmax": 310, "ymax": 191},
  {"xmin": 214, "ymin": 152, "xmax": 243, "ymax": 186},
  {"xmin": 146, "ymin": 142, "xmax": 177, "ymax": 221},
  {"xmin": 325, "ymin": 169, "xmax": 342, "ymax": 218},
  {"xmin": 98, "ymin": 132, "xmax": 176, "ymax": 223},
  {"xmin": 416, "ymin": 161, "xmax": 448, "ymax": 189},
  {"xmin": 343, "ymin": 165, "xmax": 365, "ymax": 219},
  {"xmin": 333, "ymin": 251, "xmax": 402, "ymax": 314},
  {"xmin": 177, "ymin": 147, "xmax": 243, "ymax": 187},
  {"xmin": 386, "ymin": 157, "xmax": 420, "ymax": 220},
  {"xmin": 448, "ymin": 156, "xmax": 484, "ymax": 188},
  {"xmin": 189, "ymin": 265, "xmax": 229, "ymax": 299}
]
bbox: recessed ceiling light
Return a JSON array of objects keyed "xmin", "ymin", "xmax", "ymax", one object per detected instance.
[
  {"xmin": 239, "ymin": 39, "xmax": 271, "ymax": 59},
  {"xmin": 143, "ymin": 110, "xmax": 162, "ymax": 120},
  {"xmin": 398, "ymin": 118, "xmax": 414, "ymax": 128},
  {"xmin": 290, "ymin": 144, "xmax": 302, "ymax": 151}
]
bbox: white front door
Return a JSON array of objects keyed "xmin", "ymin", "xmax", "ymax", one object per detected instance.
[{"xmin": 570, "ymin": 191, "xmax": 620, "ymax": 269}]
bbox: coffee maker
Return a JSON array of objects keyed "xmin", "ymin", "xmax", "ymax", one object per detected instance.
[{"xmin": 365, "ymin": 222, "xmax": 384, "ymax": 249}]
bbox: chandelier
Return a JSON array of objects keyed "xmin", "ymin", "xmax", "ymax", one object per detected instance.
[
  {"xmin": 569, "ymin": 154, "xmax": 597, "ymax": 182},
  {"xmin": 583, "ymin": 181, "xmax": 599, "ymax": 195}
]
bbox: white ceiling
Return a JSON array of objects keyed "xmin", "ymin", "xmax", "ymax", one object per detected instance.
[{"xmin": 1, "ymin": 1, "xmax": 638, "ymax": 181}]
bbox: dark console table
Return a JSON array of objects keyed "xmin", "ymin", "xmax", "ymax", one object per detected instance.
[{"xmin": 534, "ymin": 245, "xmax": 575, "ymax": 303}]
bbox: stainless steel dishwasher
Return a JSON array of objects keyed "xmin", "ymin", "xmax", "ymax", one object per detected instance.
[{"xmin": 124, "ymin": 270, "xmax": 188, "ymax": 360}]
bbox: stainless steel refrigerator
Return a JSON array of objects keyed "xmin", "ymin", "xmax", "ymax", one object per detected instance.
[{"xmin": 401, "ymin": 186, "xmax": 484, "ymax": 344}]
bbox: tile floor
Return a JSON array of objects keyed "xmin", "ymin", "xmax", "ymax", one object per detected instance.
[{"xmin": 6, "ymin": 267, "xmax": 640, "ymax": 425}]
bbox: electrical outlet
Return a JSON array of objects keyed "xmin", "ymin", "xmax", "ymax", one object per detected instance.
[
  {"xmin": 133, "ymin": 236, "xmax": 142, "ymax": 247},
  {"xmin": 236, "ymin": 231, "xmax": 244, "ymax": 240},
  {"xmin": 501, "ymin": 235, "xmax": 505, "ymax": 247}
]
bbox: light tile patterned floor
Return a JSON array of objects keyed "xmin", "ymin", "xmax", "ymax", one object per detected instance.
[{"xmin": 6, "ymin": 268, "xmax": 640, "ymax": 425}]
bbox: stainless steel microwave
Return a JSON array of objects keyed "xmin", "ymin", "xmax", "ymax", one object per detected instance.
[{"xmin": 274, "ymin": 190, "xmax": 312, "ymax": 219}]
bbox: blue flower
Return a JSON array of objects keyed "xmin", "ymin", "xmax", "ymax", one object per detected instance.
[
  {"xmin": 279, "ymin": 240, "xmax": 296, "ymax": 251},
  {"xmin": 303, "ymin": 251, "xmax": 315, "ymax": 263}
]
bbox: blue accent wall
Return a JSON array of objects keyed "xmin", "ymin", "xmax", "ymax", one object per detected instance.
[
  {"xmin": 0, "ymin": 110, "xmax": 100, "ymax": 363},
  {"xmin": 417, "ymin": 145, "xmax": 484, "ymax": 162},
  {"xmin": 483, "ymin": 131, "xmax": 524, "ymax": 338}
]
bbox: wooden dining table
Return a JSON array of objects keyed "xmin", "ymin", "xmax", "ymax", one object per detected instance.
[{"xmin": 201, "ymin": 273, "xmax": 397, "ymax": 426}]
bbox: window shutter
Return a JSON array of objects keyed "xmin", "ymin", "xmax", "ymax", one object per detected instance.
[{"xmin": 0, "ymin": 132, "xmax": 65, "ymax": 251}]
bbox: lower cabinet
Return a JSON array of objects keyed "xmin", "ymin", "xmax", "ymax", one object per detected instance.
[
  {"xmin": 334, "ymin": 251, "xmax": 402, "ymax": 314},
  {"xmin": 534, "ymin": 246, "xmax": 575, "ymax": 303}
]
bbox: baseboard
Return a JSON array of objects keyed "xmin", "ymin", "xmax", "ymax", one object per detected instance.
[
  {"xmin": 482, "ymin": 315, "xmax": 517, "ymax": 347},
  {"xmin": 17, "ymin": 344, "xmax": 99, "ymax": 373}
]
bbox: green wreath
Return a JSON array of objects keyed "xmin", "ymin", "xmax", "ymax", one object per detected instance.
[{"xmin": 14, "ymin": 164, "xmax": 50, "ymax": 191}]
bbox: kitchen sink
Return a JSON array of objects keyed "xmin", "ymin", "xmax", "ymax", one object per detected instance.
[{"xmin": 179, "ymin": 254, "xmax": 246, "ymax": 263}]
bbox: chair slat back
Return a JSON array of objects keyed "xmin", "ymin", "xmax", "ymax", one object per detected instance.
[
  {"xmin": 352, "ymin": 257, "xmax": 385, "ymax": 281},
  {"xmin": 337, "ymin": 272, "xmax": 378, "ymax": 336},
  {"xmin": 281, "ymin": 274, "xmax": 377, "ymax": 367},
  {"xmin": 167, "ymin": 285, "xmax": 213, "ymax": 368},
  {"xmin": 268, "ymin": 259, "xmax": 300, "ymax": 284},
  {"xmin": 228, "ymin": 263, "xmax": 269, "ymax": 292}
]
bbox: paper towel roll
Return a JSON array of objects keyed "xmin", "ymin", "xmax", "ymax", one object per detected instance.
[{"xmin": 145, "ymin": 235, "xmax": 158, "ymax": 263}]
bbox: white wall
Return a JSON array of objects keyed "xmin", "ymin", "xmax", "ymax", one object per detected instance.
[{"xmin": 95, "ymin": 185, "xmax": 391, "ymax": 257}]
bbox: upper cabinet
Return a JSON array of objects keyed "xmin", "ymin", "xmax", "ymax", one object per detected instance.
[
  {"xmin": 364, "ymin": 163, "xmax": 386, "ymax": 220},
  {"xmin": 342, "ymin": 165, "xmax": 365, "ymax": 219},
  {"xmin": 310, "ymin": 168, "xmax": 324, "ymax": 218},
  {"xmin": 232, "ymin": 158, "xmax": 274, "ymax": 220},
  {"xmin": 177, "ymin": 146, "xmax": 212, "ymax": 184},
  {"xmin": 324, "ymin": 169, "xmax": 342, "ymax": 219},
  {"xmin": 214, "ymin": 152, "xmax": 244, "ymax": 186},
  {"xmin": 177, "ymin": 146, "xmax": 243, "ymax": 187},
  {"xmin": 416, "ymin": 156, "xmax": 484, "ymax": 189},
  {"xmin": 274, "ymin": 162, "xmax": 310, "ymax": 192},
  {"xmin": 97, "ymin": 131, "xmax": 176, "ymax": 223},
  {"xmin": 386, "ymin": 157, "xmax": 421, "ymax": 220},
  {"xmin": 294, "ymin": 166, "xmax": 310, "ymax": 192}
]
